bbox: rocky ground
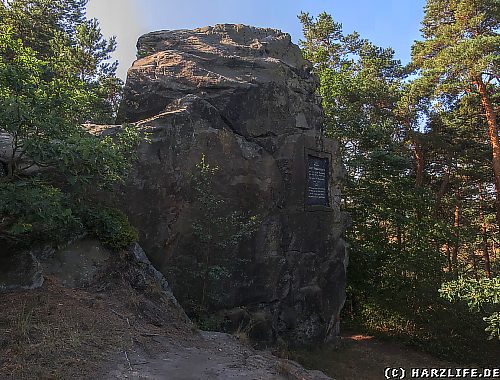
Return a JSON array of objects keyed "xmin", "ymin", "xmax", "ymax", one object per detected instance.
[
  {"xmin": 0, "ymin": 241, "xmax": 484, "ymax": 380},
  {"xmin": 0, "ymin": 275, "xmax": 474, "ymax": 380},
  {"xmin": 0, "ymin": 242, "xmax": 330, "ymax": 380},
  {"xmin": 102, "ymin": 331, "xmax": 329, "ymax": 380},
  {"xmin": 0, "ymin": 241, "xmax": 483, "ymax": 380}
]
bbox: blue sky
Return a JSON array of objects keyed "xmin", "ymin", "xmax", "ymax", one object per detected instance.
[{"xmin": 87, "ymin": 0, "xmax": 427, "ymax": 80}]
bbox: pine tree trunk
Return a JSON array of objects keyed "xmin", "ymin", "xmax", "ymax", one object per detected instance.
[
  {"xmin": 401, "ymin": 118, "xmax": 425, "ymax": 189},
  {"xmin": 414, "ymin": 138, "xmax": 425, "ymax": 188},
  {"xmin": 452, "ymin": 202, "xmax": 460, "ymax": 279},
  {"xmin": 479, "ymin": 183, "xmax": 492, "ymax": 278},
  {"xmin": 476, "ymin": 77, "xmax": 500, "ymax": 231}
]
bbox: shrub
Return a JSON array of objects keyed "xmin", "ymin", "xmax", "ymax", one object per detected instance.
[
  {"xmin": 0, "ymin": 181, "xmax": 83, "ymax": 250},
  {"xmin": 168, "ymin": 154, "xmax": 260, "ymax": 321},
  {"xmin": 80, "ymin": 206, "xmax": 138, "ymax": 250},
  {"xmin": 440, "ymin": 277, "xmax": 500, "ymax": 341}
]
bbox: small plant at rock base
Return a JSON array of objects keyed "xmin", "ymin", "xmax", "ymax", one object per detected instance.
[
  {"xmin": 170, "ymin": 154, "xmax": 260, "ymax": 323},
  {"xmin": 195, "ymin": 313, "xmax": 225, "ymax": 332}
]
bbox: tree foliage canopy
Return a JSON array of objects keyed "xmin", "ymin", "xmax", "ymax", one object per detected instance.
[
  {"xmin": 412, "ymin": 0, "xmax": 499, "ymax": 95},
  {"xmin": 300, "ymin": 3, "xmax": 500, "ymax": 363},
  {"xmin": 0, "ymin": 0, "xmax": 139, "ymax": 249}
]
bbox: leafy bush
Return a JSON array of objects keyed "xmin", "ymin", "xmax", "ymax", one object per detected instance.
[
  {"xmin": 0, "ymin": 181, "xmax": 138, "ymax": 252},
  {"xmin": 80, "ymin": 206, "xmax": 138, "ymax": 250},
  {"xmin": 0, "ymin": 181, "xmax": 83, "ymax": 248},
  {"xmin": 0, "ymin": 2, "xmax": 141, "ymax": 251},
  {"xmin": 440, "ymin": 277, "xmax": 500, "ymax": 340}
]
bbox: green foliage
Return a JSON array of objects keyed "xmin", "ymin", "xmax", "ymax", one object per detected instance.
[
  {"xmin": 191, "ymin": 155, "xmax": 259, "ymax": 253},
  {"xmin": 0, "ymin": 26, "xmax": 136, "ymax": 185},
  {"xmin": 440, "ymin": 277, "xmax": 500, "ymax": 340},
  {"xmin": 412, "ymin": 0, "xmax": 499, "ymax": 96},
  {"xmin": 300, "ymin": 8, "xmax": 500, "ymax": 364},
  {"xmin": 298, "ymin": 12, "xmax": 362, "ymax": 72},
  {"xmin": 299, "ymin": 9, "xmax": 443, "ymax": 302},
  {"xmin": 484, "ymin": 312, "xmax": 500, "ymax": 341},
  {"xmin": 80, "ymin": 206, "xmax": 138, "ymax": 250},
  {"xmin": 0, "ymin": 181, "xmax": 137, "ymax": 250},
  {"xmin": 194, "ymin": 313, "xmax": 225, "ymax": 332},
  {"xmin": 136, "ymin": 49, "xmax": 149, "ymax": 59},
  {"xmin": 343, "ymin": 298, "xmax": 498, "ymax": 365},
  {"xmin": 0, "ymin": 181, "xmax": 82, "ymax": 246},
  {"xmin": 169, "ymin": 154, "xmax": 260, "ymax": 321},
  {"xmin": 0, "ymin": 0, "xmax": 87, "ymax": 58},
  {"xmin": 0, "ymin": 1, "xmax": 140, "ymax": 250},
  {"xmin": 1, "ymin": 0, "xmax": 122, "ymax": 122}
]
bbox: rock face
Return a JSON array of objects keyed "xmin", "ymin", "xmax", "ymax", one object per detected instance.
[
  {"xmin": 0, "ymin": 251, "xmax": 43, "ymax": 291},
  {"xmin": 114, "ymin": 24, "xmax": 349, "ymax": 345},
  {"xmin": 38, "ymin": 240, "xmax": 112, "ymax": 288}
]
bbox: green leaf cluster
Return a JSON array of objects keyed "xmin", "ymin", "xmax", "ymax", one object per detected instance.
[
  {"xmin": 440, "ymin": 277, "xmax": 500, "ymax": 339},
  {"xmin": 79, "ymin": 206, "xmax": 138, "ymax": 250},
  {"xmin": 0, "ymin": 181, "xmax": 81, "ymax": 245},
  {"xmin": 412, "ymin": 0, "xmax": 499, "ymax": 96},
  {"xmin": 168, "ymin": 154, "xmax": 260, "ymax": 321},
  {"xmin": 0, "ymin": 0, "xmax": 140, "ymax": 251}
]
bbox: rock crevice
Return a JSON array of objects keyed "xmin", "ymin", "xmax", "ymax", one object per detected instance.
[{"xmin": 112, "ymin": 24, "xmax": 349, "ymax": 345}]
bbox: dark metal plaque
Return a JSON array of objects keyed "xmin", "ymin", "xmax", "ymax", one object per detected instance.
[{"xmin": 306, "ymin": 155, "xmax": 329, "ymax": 206}]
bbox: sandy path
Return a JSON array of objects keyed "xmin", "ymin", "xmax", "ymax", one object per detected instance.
[{"xmin": 102, "ymin": 331, "xmax": 331, "ymax": 380}]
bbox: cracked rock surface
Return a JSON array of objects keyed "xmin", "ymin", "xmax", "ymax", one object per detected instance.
[{"xmin": 102, "ymin": 24, "xmax": 349, "ymax": 345}]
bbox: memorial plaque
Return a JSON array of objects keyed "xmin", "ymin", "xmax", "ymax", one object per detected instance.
[{"xmin": 306, "ymin": 155, "xmax": 329, "ymax": 206}]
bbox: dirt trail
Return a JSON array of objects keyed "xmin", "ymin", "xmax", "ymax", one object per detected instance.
[
  {"xmin": 104, "ymin": 331, "xmax": 484, "ymax": 380},
  {"xmin": 1, "ymin": 244, "xmax": 485, "ymax": 380},
  {"xmin": 0, "ymin": 273, "xmax": 329, "ymax": 380},
  {"xmin": 0, "ymin": 279, "xmax": 483, "ymax": 380},
  {"xmin": 102, "ymin": 331, "xmax": 329, "ymax": 380}
]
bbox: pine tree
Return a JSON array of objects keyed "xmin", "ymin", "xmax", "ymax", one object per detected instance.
[
  {"xmin": 1, "ymin": 0, "xmax": 87, "ymax": 58},
  {"xmin": 299, "ymin": 10, "xmax": 500, "ymax": 358},
  {"xmin": 412, "ymin": 0, "xmax": 500, "ymax": 226},
  {"xmin": 1, "ymin": 0, "xmax": 122, "ymax": 122}
]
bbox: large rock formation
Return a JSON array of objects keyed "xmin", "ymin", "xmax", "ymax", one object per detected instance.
[{"xmin": 112, "ymin": 24, "xmax": 349, "ymax": 345}]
